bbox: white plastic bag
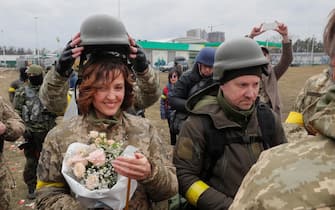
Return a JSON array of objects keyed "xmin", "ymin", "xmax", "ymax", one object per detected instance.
[{"xmin": 62, "ymin": 143, "xmax": 138, "ymax": 209}]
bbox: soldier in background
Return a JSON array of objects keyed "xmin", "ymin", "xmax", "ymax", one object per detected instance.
[
  {"xmin": 0, "ymin": 96, "xmax": 25, "ymax": 210},
  {"xmin": 13, "ymin": 65, "xmax": 57, "ymax": 199},
  {"xmin": 229, "ymin": 8, "xmax": 335, "ymax": 210},
  {"xmin": 293, "ymin": 66, "xmax": 335, "ymax": 134},
  {"xmin": 8, "ymin": 65, "xmax": 28, "ymax": 103}
]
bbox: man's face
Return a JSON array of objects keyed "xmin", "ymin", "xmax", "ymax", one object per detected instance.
[
  {"xmin": 199, "ymin": 63, "xmax": 213, "ymax": 77},
  {"xmin": 220, "ymin": 75, "xmax": 260, "ymax": 110}
]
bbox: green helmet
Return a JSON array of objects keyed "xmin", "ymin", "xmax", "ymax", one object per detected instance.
[
  {"xmin": 26, "ymin": 64, "xmax": 43, "ymax": 75},
  {"xmin": 213, "ymin": 38, "xmax": 268, "ymax": 81},
  {"xmin": 80, "ymin": 14, "xmax": 129, "ymax": 51}
]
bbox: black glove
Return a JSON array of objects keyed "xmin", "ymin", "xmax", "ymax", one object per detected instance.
[
  {"xmin": 132, "ymin": 46, "xmax": 148, "ymax": 73},
  {"xmin": 23, "ymin": 130, "xmax": 33, "ymax": 141},
  {"xmin": 56, "ymin": 40, "xmax": 75, "ymax": 78}
]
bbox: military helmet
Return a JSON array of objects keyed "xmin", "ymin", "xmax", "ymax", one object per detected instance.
[
  {"xmin": 213, "ymin": 38, "xmax": 268, "ymax": 81},
  {"xmin": 26, "ymin": 64, "xmax": 43, "ymax": 75},
  {"xmin": 195, "ymin": 47, "xmax": 216, "ymax": 67},
  {"xmin": 80, "ymin": 14, "xmax": 129, "ymax": 49}
]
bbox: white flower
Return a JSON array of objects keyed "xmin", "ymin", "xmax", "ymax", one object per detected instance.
[
  {"xmin": 73, "ymin": 162, "xmax": 86, "ymax": 179},
  {"xmin": 86, "ymin": 149, "xmax": 106, "ymax": 167},
  {"xmin": 85, "ymin": 174, "xmax": 99, "ymax": 190},
  {"xmin": 88, "ymin": 131, "xmax": 99, "ymax": 139}
]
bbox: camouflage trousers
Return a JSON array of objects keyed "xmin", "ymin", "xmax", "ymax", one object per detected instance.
[
  {"xmin": 23, "ymin": 131, "xmax": 48, "ymax": 191},
  {"xmin": 0, "ymin": 155, "xmax": 15, "ymax": 210}
]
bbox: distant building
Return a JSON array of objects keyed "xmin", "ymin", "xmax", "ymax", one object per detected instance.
[
  {"xmin": 186, "ymin": 28, "xmax": 207, "ymax": 40},
  {"xmin": 207, "ymin": 31, "xmax": 225, "ymax": 42}
]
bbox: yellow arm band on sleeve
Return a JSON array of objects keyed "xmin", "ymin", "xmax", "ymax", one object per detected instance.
[
  {"xmin": 161, "ymin": 94, "xmax": 167, "ymax": 99},
  {"xmin": 185, "ymin": 180, "xmax": 210, "ymax": 206},
  {"xmin": 285, "ymin": 111, "xmax": 304, "ymax": 125},
  {"xmin": 36, "ymin": 180, "xmax": 65, "ymax": 190},
  {"xmin": 8, "ymin": 87, "xmax": 16, "ymax": 93}
]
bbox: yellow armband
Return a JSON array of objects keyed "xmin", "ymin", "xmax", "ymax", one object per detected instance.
[
  {"xmin": 36, "ymin": 180, "xmax": 65, "ymax": 190},
  {"xmin": 185, "ymin": 180, "xmax": 210, "ymax": 206},
  {"xmin": 161, "ymin": 94, "xmax": 167, "ymax": 99},
  {"xmin": 285, "ymin": 111, "xmax": 303, "ymax": 125},
  {"xmin": 8, "ymin": 87, "xmax": 16, "ymax": 93}
]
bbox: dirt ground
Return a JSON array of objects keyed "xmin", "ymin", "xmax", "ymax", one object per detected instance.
[{"xmin": 0, "ymin": 65, "xmax": 326, "ymax": 209}]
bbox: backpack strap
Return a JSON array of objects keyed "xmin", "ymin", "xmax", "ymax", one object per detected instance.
[
  {"xmin": 256, "ymin": 102, "xmax": 276, "ymax": 149},
  {"xmin": 201, "ymin": 103, "xmax": 276, "ymax": 180}
]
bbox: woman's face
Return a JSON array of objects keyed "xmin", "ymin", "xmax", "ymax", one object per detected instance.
[{"xmin": 93, "ymin": 72, "xmax": 125, "ymax": 118}]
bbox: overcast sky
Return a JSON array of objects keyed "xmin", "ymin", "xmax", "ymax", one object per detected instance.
[{"xmin": 0, "ymin": 0, "xmax": 333, "ymax": 51}]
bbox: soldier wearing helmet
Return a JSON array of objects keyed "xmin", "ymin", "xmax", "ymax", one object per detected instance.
[
  {"xmin": 168, "ymin": 47, "xmax": 216, "ymax": 143},
  {"xmin": 173, "ymin": 38, "xmax": 287, "ymax": 210},
  {"xmin": 229, "ymin": 11, "xmax": 335, "ymax": 210},
  {"xmin": 13, "ymin": 64, "xmax": 57, "ymax": 200},
  {"xmin": 39, "ymin": 14, "xmax": 160, "ymax": 117}
]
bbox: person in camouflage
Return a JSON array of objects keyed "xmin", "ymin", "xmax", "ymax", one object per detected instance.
[
  {"xmin": 39, "ymin": 34, "xmax": 160, "ymax": 117},
  {"xmin": 229, "ymin": 9, "xmax": 335, "ymax": 210},
  {"xmin": 13, "ymin": 64, "xmax": 57, "ymax": 199},
  {"xmin": 35, "ymin": 50, "xmax": 178, "ymax": 210},
  {"xmin": 8, "ymin": 65, "xmax": 28, "ymax": 104},
  {"xmin": 229, "ymin": 86, "xmax": 335, "ymax": 210},
  {"xmin": 293, "ymin": 67, "xmax": 334, "ymax": 134},
  {"xmin": 0, "ymin": 96, "xmax": 25, "ymax": 210}
]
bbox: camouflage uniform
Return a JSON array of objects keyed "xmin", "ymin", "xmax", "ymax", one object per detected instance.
[
  {"xmin": 294, "ymin": 68, "xmax": 334, "ymax": 132},
  {"xmin": 39, "ymin": 66, "xmax": 160, "ymax": 116},
  {"xmin": 13, "ymin": 84, "xmax": 56, "ymax": 195},
  {"xmin": 0, "ymin": 96, "xmax": 25, "ymax": 210},
  {"xmin": 229, "ymin": 85, "xmax": 335, "ymax": 210},
  {"xmin": 36, "ymin": 112, "xmax": 178, "ymax": 210}
]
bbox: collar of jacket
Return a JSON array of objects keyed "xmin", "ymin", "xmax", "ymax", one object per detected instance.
[
  {"xmin": 216, "ymin": 89, "xmax": 254, "ymax": 128},
  {"xmin": 86, "ymin": 109, "xmax": 120, "ymax": 128}
]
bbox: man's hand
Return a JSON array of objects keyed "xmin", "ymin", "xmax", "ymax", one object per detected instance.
[
  {"xmin": 56, "ymin": 33, "xmax": 84, "ymax": 77},
  {"xmin": 128, "ymin": 35, "xmax": 148, "ymax": 73},
  {"xmin": 248, "ymin": 24, "xmax": 265, "ymax": 39},
  {"xmin": 274, "ymin": 21, "xmax": 289, "ymax": 43}
]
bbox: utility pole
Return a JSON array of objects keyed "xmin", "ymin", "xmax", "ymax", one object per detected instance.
[
  {"xmin": 1, "ymin": 29, "xmax": 5, "ymax": 67},
  {"xmin": 310, "ymin": 35, "xmax": 315, "ymax": 65},
  {"xmin": 34, "ymin": 16, "xmax": 40, "ymax": 65}
]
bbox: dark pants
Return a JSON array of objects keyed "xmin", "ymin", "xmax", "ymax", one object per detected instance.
[
  {"xmin": 167, "ymin": 116, "xmax": 177, "ymax": 145},
  {"xmin": 23, "ymin": 131, "xmax": 48, "ymax": 191}
]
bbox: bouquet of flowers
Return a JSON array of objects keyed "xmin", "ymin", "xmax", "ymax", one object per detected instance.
[{"xmin": 61, "ymin": 131, "xmax": 138, "ymax": 209}]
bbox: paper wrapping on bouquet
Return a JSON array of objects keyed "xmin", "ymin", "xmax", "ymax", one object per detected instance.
[{"xmin": 62, "ymin": 143, "xmax": 138, "ymax": 210}]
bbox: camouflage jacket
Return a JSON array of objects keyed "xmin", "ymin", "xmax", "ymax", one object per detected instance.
[
  {"xmin": 0, "ymin": 96, "xmax": 24, "ymax": 210},
  {"xmin": 39, "ymin": 66, "xmax": 160, "ymax": 116},
  {"xmin": 36, "ymin": 112, "xmax": 177, "ymax": 210},
  {"xmin": 229, "ymin": 85, "xmax": 335, "ymax": 210},
  {"xmin": 294, "ymin": 68, "xmax": 334, "ymax": 128},
  {"xmin": 13, "ymin": 84, "xmax": 56, "ymax": 133},
  {"xmin": 0, "ymin": 96, "xmax": 25, "ymax": 142}
]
